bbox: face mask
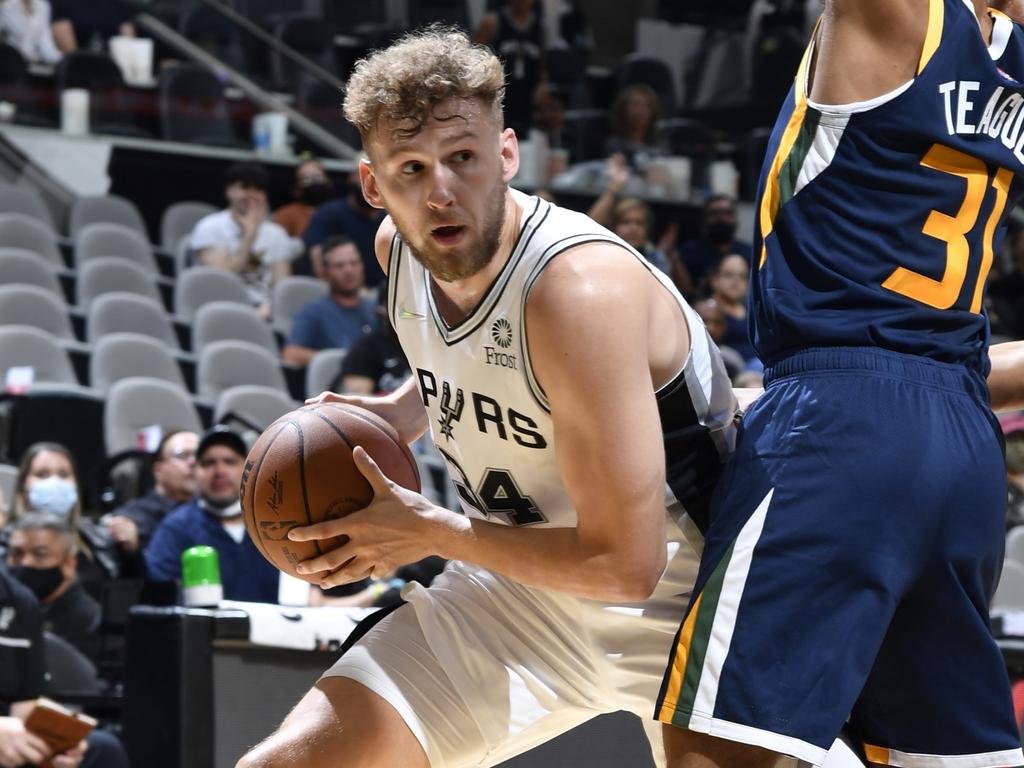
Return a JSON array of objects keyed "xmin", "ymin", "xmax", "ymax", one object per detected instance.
[
  {"xmin": 27, "ymin": 477, "xmax": 77, "ymax": 517},
  {"xmin": 707, "ymin": 221, "xmax": 735, "ymax": 245},
  {"xmin": 200, "ymin": 497, "xmax": 242, "ymax": 519},
  {"xmin": 299, "ymin": 182, "xmax": 331, "ymax": 206},
  {"xmin": 12, "ymin": 565, "xmax": 64, "ymax": 602},
  {"xmin": 1007, "ymin": 439, "xmax": 1024, "ymax": 474}
]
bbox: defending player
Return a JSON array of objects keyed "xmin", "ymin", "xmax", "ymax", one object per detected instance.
[
  {"xmin": 236, "ymin": 28, "xmax": 736, "ymax": 768},
  {"xmin": 658, "ymin": 1, "xmax": 1024, "ymax": 766}
]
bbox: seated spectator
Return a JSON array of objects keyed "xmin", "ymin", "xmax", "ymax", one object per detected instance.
[
  {"xmin": 6, "ymin": 512, "xmax": 100, "ymax": 663},
  {"xmin": 0, "ymin": 0, "xmax": 61, "ymax": 64},
  {"xmin": 608, "ymin": 197, "xmax": 672, "ymax": 275},
  {"xmin": 1004, "ymin": 412, "xmax": 1024, "ymax": 530},
  {"xmin": 282, "ymin": 236, "xmax": 377, "ymax": 367},
  {"xmin": 303, "ymin": 170, "xmax": 385, "ymax": 285},
  {"xmin": 144, "ymin": 427, "xmax": 279, "ymax": 604},
  {"xmin": 191, "ymin": 162, "xmax": 293, "ymax": 319},
  {"xmin": 604, "ymin": 83, "xmax": 666, "ymax": 171},
  {"xmin": 272, "ymin": 156, "xmax": 333, "ymax": 239},
  {"xmin": 50, "ymin": 0, "xmax": 132, "ymax": 54},
  {"xmin": 103, "ymin": 430, "xmax": 198, "ymax": 575},
  {"xmin": 13, "ymin": 442, "xmax": 116, "ymax": 588},
  {"xmin": 0, "ymin": 562, "xmax": 129, "ymax": 768},
  {"xmin": 708, "ymin": 253, "xmax": 758, "ymax": 368},
  {"xmin": 334, "ymin": 282, "xmax": 408, "ymax": 395},
  {"xmin": 693, "ymin": 298, "xmax": 746, "ymax": 381},
  {"xmin": 676, "ymin": 194, "xmax": 753, "ymax": 295},
  {"xmin": 475, "ymin": 0, "xmax": 544, "ymax": 137},
  {"xmin": 532, "ymin": 82, "xmax": 576, "ymax": 162}
]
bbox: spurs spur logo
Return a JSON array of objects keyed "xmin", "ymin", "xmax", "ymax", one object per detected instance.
[{"xmin": 438, "ymin": 381, "xmax": 465, "ymax": 440}]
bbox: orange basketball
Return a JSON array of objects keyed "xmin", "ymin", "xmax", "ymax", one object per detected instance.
[{"xmin": 240, "ymin": 402, "xmax": 421, "ymax": 583}]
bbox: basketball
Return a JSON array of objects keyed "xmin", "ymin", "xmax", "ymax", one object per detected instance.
[{"xmin": 240, "ymin": 402, "xmax": 421, "ymax": 583}]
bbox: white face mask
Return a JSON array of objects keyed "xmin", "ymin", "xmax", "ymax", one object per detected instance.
[
  {"xmin": 27, "ymin": 476, "xmax": 77, "ymax": 517},
  {"xmin": 199, "ymin": 497, "xmax": 242, "ymax": 519}
]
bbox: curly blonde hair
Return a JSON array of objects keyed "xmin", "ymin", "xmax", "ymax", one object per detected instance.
[{"xmin": 343, "ymin": 26, "xmax": 506, "ymax": 146}]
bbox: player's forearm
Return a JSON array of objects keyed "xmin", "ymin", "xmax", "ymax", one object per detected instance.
[
  {"xmin": 989, "ymin": 340, "xmax": 1024, "ymax": 412},
  {"xmin": 385, "ymin": 377, "xmax": 429, "ymax": 442},
  {"xmin": 429, "ymin": 509, "xmax": 665, "ymax": 602}
]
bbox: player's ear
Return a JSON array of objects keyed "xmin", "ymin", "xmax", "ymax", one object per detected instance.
[
  {"xmin": 500, "ymin": 127, "xmax": 519, "ymax": 185},
  {"xmin": 359, "ymin": 158, "xmax": 386, "ymax": 209}
]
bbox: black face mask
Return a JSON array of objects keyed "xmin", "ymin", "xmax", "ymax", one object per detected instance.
[
  {"xmin": 707, "ymin": 222, "xmax": 736, "ymax": 245},
  {"xmin": 11, "ymin": 564, "xmax": 64, "ymax": 601},
  {"xmin": 299, "ymin": 182, "xmax": 332, "ymax": 206}
]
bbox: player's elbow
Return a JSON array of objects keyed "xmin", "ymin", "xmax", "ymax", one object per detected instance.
[{"xmin": 609, "ymin": 550, "xmax": 666, "ymax": 602}]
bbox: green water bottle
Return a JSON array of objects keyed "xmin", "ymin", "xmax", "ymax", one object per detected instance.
[{"xmin": 181, "ymin": 545, "xmax": 223, "ymax": 607}]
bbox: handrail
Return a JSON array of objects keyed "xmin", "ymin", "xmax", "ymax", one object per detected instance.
[
  {"xmin": 134, "ymin": 13, "xmax": 359, "ymax": 160},
  {"xmin": 193, "ymin": 0, "xmax": 347, "ymax": 92}
]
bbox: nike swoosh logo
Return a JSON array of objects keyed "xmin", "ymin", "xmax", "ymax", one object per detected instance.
[{"xmin": 399, "ymin": 307, "xmax": 425, "ymax": 319}]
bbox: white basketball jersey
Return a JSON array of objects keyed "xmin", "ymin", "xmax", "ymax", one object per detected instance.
[{"xmin": 387, "ymin": 190, "xmax": 735, "ymax": 533}]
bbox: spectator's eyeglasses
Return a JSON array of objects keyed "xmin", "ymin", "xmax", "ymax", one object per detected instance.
[{"xmin": 165, "ymin": 449, "xmax": 196, "ymax": 462}]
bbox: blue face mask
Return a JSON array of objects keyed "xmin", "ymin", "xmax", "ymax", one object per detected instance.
[{"xmin": 27, "ymin": 477, "xmax": 78, "ymax": 517}]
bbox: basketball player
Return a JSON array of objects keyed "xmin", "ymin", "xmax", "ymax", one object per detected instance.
[
  {"xmin": 235, "ymin": 27, "xmax": 738, "ymax": 768},
  {"xmin": 657, "ymin": 1, "xmax": 1024, "ymax": 767}
]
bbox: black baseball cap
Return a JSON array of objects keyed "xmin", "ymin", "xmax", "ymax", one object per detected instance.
[{"xmin": 196, "ymin": 425, "xmax": 247, "ymax": 460}]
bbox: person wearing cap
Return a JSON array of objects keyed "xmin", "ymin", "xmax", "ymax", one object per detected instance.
[
  {"xmin": 1003, "ymin": 412, "xmax": 1024, "ymax": 530},
  {"xmin": 143, "ymin": 427, "xmax": 278, "ymax": 604}
]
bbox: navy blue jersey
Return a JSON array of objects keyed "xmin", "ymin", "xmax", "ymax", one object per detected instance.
[{"xmin": 753, "ymin": 0, "xmax": 1024, "ymax": 374}]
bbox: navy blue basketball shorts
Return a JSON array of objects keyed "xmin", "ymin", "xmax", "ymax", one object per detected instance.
[{"xmin": 655, "ymin": 346, "xmax": 1024, "ymax": 767}]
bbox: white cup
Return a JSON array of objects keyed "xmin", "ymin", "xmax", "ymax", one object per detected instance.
[
  {"xmin": 253, "ymin": 112, "xmax": 289, "ymax": 155},
  {"xmin": 60, "ymin": 89, "xmax": 89, "ymax": 136}
]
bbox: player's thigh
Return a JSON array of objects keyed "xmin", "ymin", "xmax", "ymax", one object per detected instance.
[
  {"xmin": 237, "ymin": 675, "xmax": 428, "ymax": 768},
  {"xmin": 662, "ymin": 723, "xmax": 790, "ymax": 768}
]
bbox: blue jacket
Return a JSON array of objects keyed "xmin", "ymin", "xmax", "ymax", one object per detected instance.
[{"xmin": 143, "ymin": 500, "xmax": 279, "ymax": 604}]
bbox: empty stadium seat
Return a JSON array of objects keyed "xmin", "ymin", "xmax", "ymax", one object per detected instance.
[
  {"xmin": 271, "ymin": 275, "xmax": 328, "ymax": 336},
  {"xmin": 174, "ymin": 266, "xmax": 250, "ymax": 322},
  {"xmin": 160, "ymin": 201, "xmax": 217, "ymax": 252},
  {"xmin": 75, "ymin": 223, "xmax": 157, "ymax": 272},
  {"xmin": 305, "ymin": 348, "xmax": 346, "ymax": 398},
  {"xmin": 159, "ymin": 64, "xmax": 246, "ymax": 148},
  {"xmin": 0, "ymin": 184, "xmax": 55, "ymax": 229},
  {"xmin": 197, "ymin": 340, "xmax": 287, "ymax": 400},
  {"xmin": 90, "ymin": 332, "xmax": 187, "ymax": 394},
  {"xmin": 0, "ymin": 213, "xmax": 62, "ymax": 266},
  {"xmin": 77, "ymin": 257, "xmax": 161, "ymax": 309},
  {"xmin": 0, "ymin": 285, "xmax": 74, "ymax": 340},
  {"xmin": 56, "ymin": 51, "xmax": 151, "ymax": 138},
  {"xmin": 69, "ymin": 195, "xmax": 148, "ymax": 240},
  {"xmin": 1008, "ymin": 526, "xmax": 1024, "ymax": 569},
  {"xmin": 192, "ymin": 301, "xmax": 277, "ymax": 355},
  {"xmin": 0, "ymin": 463, "xmax": 16, "ymax": 507},
  {"xmin": 993, "ymin": 559, "xmax": 1024, "ymax": 612},
  {"xmin": 104, "ymin": 377, "xmax": 202, "ymax": 455},
  {"xmin": 0, "ymin": 248, "xmax": 64, "ymax": 296},
  {"xmin": 215, "ymin": 384, "xmax": 296, "ymax": 430},
  {"xmin": 87, "ymin": 292, "xmax": 180, "ymax": 349},
  {"xmin": 0, "ymin": 325, "xmax": 78, "ymax": 385}
]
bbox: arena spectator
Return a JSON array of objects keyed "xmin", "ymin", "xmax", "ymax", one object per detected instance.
[
  {"xmin": 475, "ymin": 0, "xmax": 544, "ymax": 137},
  {"xmin": 532, "ymin": 83, "xmax": 575, "ymax": 162},
  {"xmin": 0, "ymin": 0, "xmax": 61, "ymax": 64},
  {"xmin": 6, "ymin": 512, "xmax": 100, "ymax": 663},
  {"xmin": 693, "ymin": 298, "xmax": 745, "ymax": 381},
  {"xmin": 282, "ymin": 236, "xmax": 377, "ymax": 367},
  {"xmin": 191, "ymin": 162, "xmax": 293, "ymax": 318},
  {"xmin": 604, "ymin": 83, "xmax": 666, "ymax": 171},
  {"xmin": 272, "ymin": 156, "xmax": 333, "ymax": 239},
  {"xmin": 1004, "ymin": 412, "xmax": 1024, "ymax": 530},
  {"xmin": 50, "ymin": 0, "xmax": 132, "ymax": 54},
  {"xmin": 676, "ymin": 194, "xmax": 753, "ymax": 294},
  {"xmin": 103, "ymin": 430, "xmax": 198, "ymax": 572},
  {"xmin": 144, "ymin": 427, "xmax": 278, "ymax": 603},
  {"xmin": 334, "ymin": 282, "xmax": 408, "ymax": 395},
  {"xmin": 708, "ymin": 253, "xmax": 758, "ymax": 367},
  {"xmin": 302, "ymin": 170, "xmax": 385, "ymax": 285},
  {"xmin": 0, "ymin": 562, "xmax": 129, "ymax": 768}
]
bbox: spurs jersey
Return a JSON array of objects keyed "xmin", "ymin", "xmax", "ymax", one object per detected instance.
[
  {"xmin": 387, "ymin": 190, "xmax": 735, "ymax": 534},
  {"xmin": 754, "ymin": 0, "xmax": 1024, "ymax": 374}
]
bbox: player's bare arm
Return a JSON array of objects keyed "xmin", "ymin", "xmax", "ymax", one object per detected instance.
[
  {"xmin": 292, "ymin": 242, "xmax": 681, "ymax": 602},
  {"xmin": 988, "ymin": 340, "xmax": 1024, "ymax": 411}
]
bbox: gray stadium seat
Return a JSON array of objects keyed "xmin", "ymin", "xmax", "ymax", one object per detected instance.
[
  {"xmin": 104, "ymin": 376, "xmax": 202, "ymax": 455},
  {"xmin": 0, "ymin": 248, "xmax": 63, "ymax": 296},
  {"xmin": 0, "ymin": 184, "xmax": 55, "ymax": 229},
  {"xmin": 0, "ymin": 463, "xmax": 16, "ymax": 511},
  {"xmin": 1007, "ymin": 526, "xmax": 1024, "ymax": 569},
  {"xmin": 305, "ymin": 348, "xmax": 346, "ymax": 398},
  {"xmin": 174, "ymin": 266, "xmax": 250, "ymax": 321},
  {"xmin": 0, "ymin": 325, "xmax": 77, "ymax": 385},
  {"xmin": 993, "ymin": 559, "xmax": 1024, "ymax": 611},
  {"xmin": 87, "ymin": 292, "xmax": 180, "ymax": 349},
  {"xmin": 75, "ymin": 222, "xmax": 157, "ymax": 272},
  {"xmin": 192, "ymin": 301, "xmax": 277, "ymax": 355},
  {"xmin": 90, "ymin": 332, "xmax": 187, "ymax": 394},
  {"xmin": 197, "ymin": 340, "xmax": 287, "ymax": 400},
  {"xmin": 69, "ymin": 194, "xmax": 147, "ymax": 239},
  {"xmin": 215, "ymin": 384, "xmax": 295, "ymax": 430},
  {"xmin": 0, "ymin": 213, "xmax": 62, "ymax": 266},
  {"xmin": 77, "ymin": 256, "xmax": 162, "ymax": 308},
  {"xmin": 271, "ymin": 275, "xmax": 328, "ymax": 336},
  {"xmin": 0, "ymin": 285, "xmax": 74, "ymax": 339},
  {"xmin": 161, "ymin": 201, "xmax": 216, "ymax": 251}
]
